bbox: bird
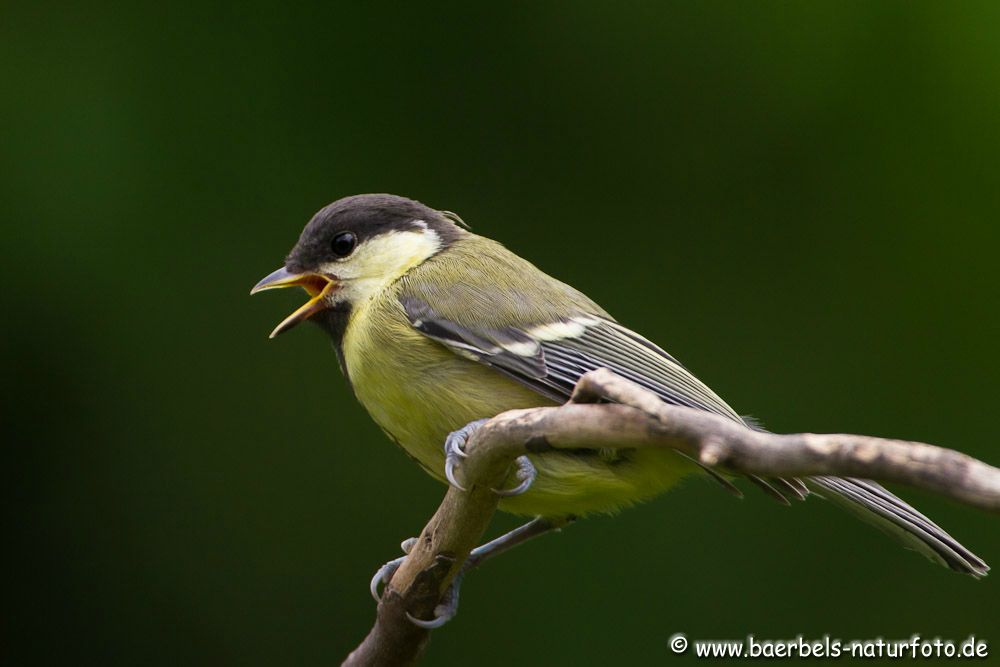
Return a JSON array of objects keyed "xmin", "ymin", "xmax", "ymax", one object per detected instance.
[{"xmin": 252, "ymin": 193, "xmax": 987, "ymax": 624}]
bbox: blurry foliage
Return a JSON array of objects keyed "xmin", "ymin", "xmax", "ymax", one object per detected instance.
[{"xmin": 4, "ymin": 2, "xmax": 999, "ymax": 665}]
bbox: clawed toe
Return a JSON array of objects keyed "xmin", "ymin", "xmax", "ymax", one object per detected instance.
[
  {"xmin": 370, "ymin": 537, "xmax": 420, "ymax": 602},
  {"xmin": 444, "ymin": 448, "xmax": 465, "ymax": 491},
  {"xmin": 443, "ymin": 418, "xmax": 490, "ymax": 491},
  {"xmin": 493, "ymin": 455, "xmax": 536, "ymax": 497},
  {"xmin": 369, "ymin": 556, "xmax": 406, "ymax": 603},
  {"xmin": 405, "ymin": 572, "xmax": 464, "ymax": 629}
]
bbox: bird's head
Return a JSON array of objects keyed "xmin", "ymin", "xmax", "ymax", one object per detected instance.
[{"xmin": 251, "ymin": 193, "xmax": 468, "ymax": 338}]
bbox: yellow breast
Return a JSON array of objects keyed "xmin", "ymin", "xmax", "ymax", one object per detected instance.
[
  {"xmin": 342, "ymin": 288, "xmax": 545, "ymax": 473},
  {"xmin": 341, "ymin": 286, "xmax": 697, "ymax": 517}
]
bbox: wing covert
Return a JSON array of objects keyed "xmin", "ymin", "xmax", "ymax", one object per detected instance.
[{"xmin": 400, "ymin": 295, "xmax": 742, "ymax": 422}]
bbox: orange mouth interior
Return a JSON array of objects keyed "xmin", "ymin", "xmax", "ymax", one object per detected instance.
[
  {"xmin": 268, "ymin": 274, "xmax": 340, "ymax": 338},
  {"xmin": 296, "ymin": 274, "xmax": 332, "ymax": 297}
]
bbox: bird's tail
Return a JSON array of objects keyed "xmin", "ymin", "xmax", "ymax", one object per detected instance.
[{"xmin": 806, "ymin": 476, "xmax": 989, "ymax": 577}]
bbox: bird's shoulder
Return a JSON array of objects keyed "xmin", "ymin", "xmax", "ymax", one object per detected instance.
[{"xmin": 395, "ymin": 234, "xmax": 611, "ymax": 329}]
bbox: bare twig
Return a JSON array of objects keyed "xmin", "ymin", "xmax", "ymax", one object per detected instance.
[{"xmin": 343, "ymin": 369, "xmax": 1000, "ymax": 666}]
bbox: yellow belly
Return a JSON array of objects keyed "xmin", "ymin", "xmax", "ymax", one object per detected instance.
[{"xmin": 342, "ymin": 295, "xmax": 697, "ymax": 517}]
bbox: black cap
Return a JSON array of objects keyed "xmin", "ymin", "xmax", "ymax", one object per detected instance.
[{"xmin": 285, "ymin": 194, "xmax": 464, "ymax": 272}]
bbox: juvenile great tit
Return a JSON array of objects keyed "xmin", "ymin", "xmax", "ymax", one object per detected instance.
[{"xmin": 252, "ymin": 193, "xmax": 986, "ymax": 594}]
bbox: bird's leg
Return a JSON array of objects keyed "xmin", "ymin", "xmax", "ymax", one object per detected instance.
[
  {"xmin": 370, "ymin": 515, "xmax": 575, "ymax": 629},
  {"xmin": 444, "ymin": 418, "xmax": 537, "ymax": 497},
  {"xmin": 466, "ymin": 514, "xmax": 574, "ymax": 568}
]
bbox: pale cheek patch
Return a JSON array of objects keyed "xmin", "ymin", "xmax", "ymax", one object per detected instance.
[{"xmin": 319, "ymin": 228, "xmax": 441, "ymax": 303}]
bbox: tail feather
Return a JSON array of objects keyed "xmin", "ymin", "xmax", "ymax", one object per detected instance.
[{"xmin": 806, "ymin": 476, "xmax": 989, "ymax": 578}]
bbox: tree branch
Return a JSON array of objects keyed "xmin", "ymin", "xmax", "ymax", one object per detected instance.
[{"xmin": 343, "ymin": 368, "xmax": 1000, "ymax": 666}]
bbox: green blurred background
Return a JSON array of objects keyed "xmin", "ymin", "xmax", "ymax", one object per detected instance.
[{"xmin": 5, "ymin": 2, "xmax": 1000, "ymax": 664}]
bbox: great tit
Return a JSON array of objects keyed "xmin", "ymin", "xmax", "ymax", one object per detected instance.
[{"xmin": 252, "ymin": 193, "xmax": 987, "ymax": 583}]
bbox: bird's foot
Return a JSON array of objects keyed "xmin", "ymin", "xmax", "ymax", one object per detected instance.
[
  {"xmin": 444, "ymin": 419, "xmax": 536, "ymax": 497},
  {"xmin": 370, "ymin": 517, "xmax": 571, "ymax": 630},
  {"xmin": 443, "ymin": 418, "xmax": 490, "ymax": 491},
  {"xmin": 492, "ymin": 455, "xmax": 537, "ymax": 496},
  {"xmin": 368, "ymin": 538, "xmax": 467, "ymax": 629},
  {"xmin": 405, "ymin": 569, "xmax": 466, "ymax": 629}
]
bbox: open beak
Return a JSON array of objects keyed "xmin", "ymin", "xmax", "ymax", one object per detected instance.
[{"xmin": 251, "ymin": 267, "xmax": 340, "ymax": 338}]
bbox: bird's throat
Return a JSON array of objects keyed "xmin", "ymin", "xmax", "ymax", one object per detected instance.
[{"xmin": 312, "ymin": 302, "xmax": 355, "ymax": 386}]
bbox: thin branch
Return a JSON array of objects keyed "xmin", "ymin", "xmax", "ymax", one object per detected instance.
[{"xmin": 343, "ymin": 368, "xmax": 1000, "ymax": 666}]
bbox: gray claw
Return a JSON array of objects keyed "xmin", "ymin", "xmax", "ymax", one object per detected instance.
[
  {"xmin": 443, "ymin": 418, "xmax": 490, "ymax": 491},
  {"xmin": 406, "ymin": 609, "xmax": 454, "ymax": 630},
  {"xmin": 444, "ymin": 451, "xmax": 466, "ymax": 491},
  {"xmin": 370, "ymin": 556, "xmax": 405, "ymax": 603},
  {"xmin": 405, "ymin": 572, "xmax": 463, "ymax": 629},
  {"xmin": 371, "ymin": 538, "xmax": 419, "ymax": 602},
  {"xmin": 493, "ymin": 455, "xmax": 537, "ymax": 497}
]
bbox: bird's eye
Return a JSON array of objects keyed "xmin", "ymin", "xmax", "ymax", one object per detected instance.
[{"xmin": 331, "ymin": 232, "xmax": 357, "ymax": 258}]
